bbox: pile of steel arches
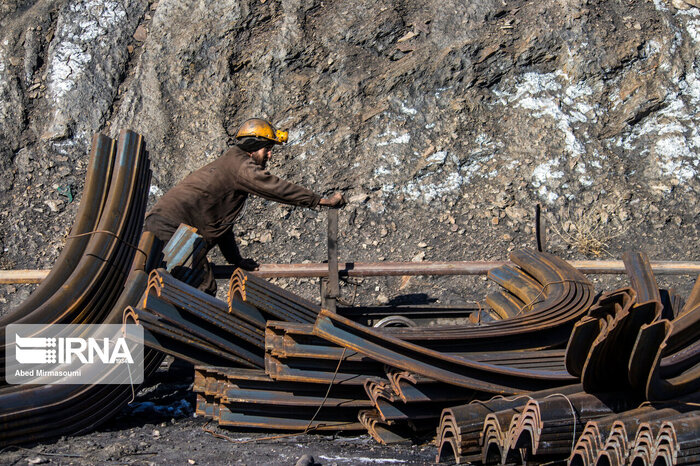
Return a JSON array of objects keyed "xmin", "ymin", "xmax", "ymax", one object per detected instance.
[
  {"xmin": 185, "ymin": 249, "xmax": 602, "ymax": 440},
  {"xmin": 435, "ymin": 252, "xmax": 700, "ymax": 465},
  {"xmin": 0, "ymin": 131, "xmax": 165, "ymax": 447},
  {"xmin": 186, "ymin": 246, "xmax": 700, "ymax": 462},
  {"xmin": 124, "ymin": 267, "xmax": 266, "ymax": 368}
]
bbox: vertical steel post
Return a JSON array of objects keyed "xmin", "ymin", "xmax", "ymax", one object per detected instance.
[
  {"xmin": 536, "ymin": 204, "xmax": 546, "ymax": 253},
  {"xmin": 325, "ymin": 208, "xmax": 339, "ymax": 312}
]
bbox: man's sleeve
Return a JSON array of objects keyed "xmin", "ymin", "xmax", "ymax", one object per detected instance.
[
  {"xmin": 217, "ymin": 230, "xmax": 243, "ymax": 264},
  {"xmin": 236, "ymin": 161, "xmax": 322, "ymax": 208}
]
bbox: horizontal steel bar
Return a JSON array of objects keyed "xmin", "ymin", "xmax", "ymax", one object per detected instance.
[
  {"xmin": 236, "ymin": 260, "xmax": 700, "ymax": 277},
  {"xmin": 6, "ymin": 259, "xmax": 700, "ymax": 284}
]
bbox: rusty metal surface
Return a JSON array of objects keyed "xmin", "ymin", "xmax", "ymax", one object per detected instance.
[
  {"xmin": 505, "ymin": 392, "xmax": 637, "ymax": 464},
  {"xmin": 0, "ymin": 134, "xmax": 116, "ymax": 322},
  {"xmin": 265, "ymin": 353, "xmax": 386, "ymax": 385},
  {"xmin": 681, "ymin": 274, "xmax": 700, "ymax": 316},
  {"xmin": 210, "ymin": 259, "xmax": 700, "ymax": 279},
  {"xmin": 228, "ymin": 269, "xmax": 320, "ymax": 324},
  {"xmin": 625, "ymin": 288, "xmax": 700, "ymax": 400},
  {"xmin": 358, "ymin": 409, "xmax": 415, "ymax": 445},
  {"xmin": 381, "ymin": 249, "xmax": 595, "ymax": 352},
  {"xmin": 192, "ymin": 366, "xmax": 369, "ymax": 432},
  {"xmin": 623, "ymin": 251, "xmax": 663, "ymax": 311},
  {"xmin": 0, "ymin": 131, "xmax": 172, "ymax": 448},
  {"xmin": 652, "ymin": 413, "xmax": 700, "ymax": 466},
  {"xmin": 435, "ymin": 384, "xmax": 583, "ymax": 464},
  {"xmin": 313, "ymin": 310, "xmax": 577, "ymax": 394},
  {"xmin": 148, "ymin": 270, "xmax": 264, "ymax": 345}
]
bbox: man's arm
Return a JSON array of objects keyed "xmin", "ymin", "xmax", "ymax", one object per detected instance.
[
  {"xmin": 237, "ymin": 161, "xmax": 345, "ymax": 208},
  {"xmin": 236, "ymin": 161, "xmax": 322, "ymax": 207},
  {"xmin": 217, "ymin": 230, "xmax": 259, "ymax": 271}
]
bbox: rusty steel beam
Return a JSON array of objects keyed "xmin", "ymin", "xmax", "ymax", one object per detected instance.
[
  {"xmin": 5, "ymin": 259, "xmax": 700, "ymax": 284},
  {"xmin": 506, "ymin": 392, "xmax": 638, "ymax": 464},
  {"xmin": 221, "ymin": 259, "xmax": 700, "ymax": 278},
  {"xmin": 358, "ymin": 409, "xmax": 419, "ymax": 445},
  {"xmin": 0, "ymin": 134, "xmax": 116, "ymax": 319},
  {"xmin": 434, "ymin": 384, "xmax": 583, "ymax": 464}
]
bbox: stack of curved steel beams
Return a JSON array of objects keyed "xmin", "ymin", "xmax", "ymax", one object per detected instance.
[
  {"xmin": 370, "ymin": 249, "xmax": 595, "ymax": 352},
  {"xmin": 184, "ymin": 249, "xmax": 594, "ymax": 440},
  {"xmin": 125, "ymin": 268, "xmax": 265, "ymax": 368},
  {"xmin": 310, "ymin": 249, "xmax": 591, "ymax": 395},
  {"xmin": 193, "ymin": 366, "xmax": 366, "ymax": 431},
  {"xmin": 565, "ymin": 252, "xmax": 700, "ymax": 403},
  {"xmin": 564, "ymin": 251, "xmax": 700, "ymax": 401},
  {"xmin": 434, "ymin": 252, "xmax": 700, "ymax": 464},
  {"xmin": 566, "ymin": 252, "xmax": 666, "ymax": 394},
  {"xmin": 569, "ymin": 397, "xmax": 700, "ymax": 466},
  {"xmin": 632, "ymin": 274, "xmax": 700, "ymax": 402},
  {"xmin": 312, "ymin": 311, "xmax": 578, "ymax": 394},
  {"xmin": 228, "ymin": 269, "xmax": 320, "ymax": 325},
  {"xmin": 0, "ymin": 130, "xmax": 165, "ymax": 447}
]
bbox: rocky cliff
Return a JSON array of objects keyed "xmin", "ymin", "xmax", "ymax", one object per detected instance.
[{"xmin": 1, "ymin": 0, "xmax": 699, "ymax": 310}]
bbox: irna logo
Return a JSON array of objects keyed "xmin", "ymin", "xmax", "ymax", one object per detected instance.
[
  {"xmin": 15, "ymin": 334, "xmax": 134, "ymax": 365},
  {"xmin": 6, "ymin": 323, "xmax": 145, "ymax": 385}
]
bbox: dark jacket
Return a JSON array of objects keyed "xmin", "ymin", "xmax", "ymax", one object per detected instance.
[{"xmin": 145, "ymin": 145, "xmax": 321, "ymax": 249}]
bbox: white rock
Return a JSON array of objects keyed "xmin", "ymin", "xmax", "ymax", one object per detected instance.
[{"xmin": 412, "ymin": 251, "xmax": 425, "ymax": 262}]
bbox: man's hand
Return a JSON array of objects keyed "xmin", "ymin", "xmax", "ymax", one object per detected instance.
[
  {"xmin": 319, "ymin": 192, "xmax": 346, "ymax": 207},
  {"xmin": 235, "ymin": 258, "xmax": 260, "ymax": 271}
]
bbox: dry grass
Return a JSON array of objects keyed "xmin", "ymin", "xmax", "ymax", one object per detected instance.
[{"xmin": 552, "ymin": 201, "xmax": 628, "ymax": 257}]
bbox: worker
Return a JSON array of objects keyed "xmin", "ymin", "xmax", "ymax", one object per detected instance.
[{"xmin": 144, "ymin": 118, "xmax": 345, "ymax": 295}]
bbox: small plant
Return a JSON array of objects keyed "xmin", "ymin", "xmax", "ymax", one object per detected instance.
[{"xmin": 552, "ymin": 201, "xmax": 628, "ymax": 257}]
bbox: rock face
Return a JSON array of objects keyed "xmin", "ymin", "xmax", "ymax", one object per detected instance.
[{"xmin": 0, "ymin": 0, "xmax": 699, "ymax": 310}]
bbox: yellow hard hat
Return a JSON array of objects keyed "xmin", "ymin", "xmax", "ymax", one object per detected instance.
[{"xmin": 236, "ymin": 118, "xmax": 288, "ymax": 144}]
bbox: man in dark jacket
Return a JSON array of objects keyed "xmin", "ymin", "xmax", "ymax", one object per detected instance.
[{"xmin": 144, "ymin": 118, "xmax": 345, "ymax": 295}]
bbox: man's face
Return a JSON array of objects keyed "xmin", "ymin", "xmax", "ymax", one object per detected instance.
[{"xmin": 250, "ymin": 146, "xmax": 272, "ymax": 169}]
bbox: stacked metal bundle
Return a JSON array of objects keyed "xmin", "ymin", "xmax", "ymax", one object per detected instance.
[
  {"xmin": 264, "ymin": 321, "xmax": 386, "ymax": 384},
  {"xmin": 435, "ymin": 385, "xmax": 583, "ymax": 464},
  {"xmin": 632, "ymin": 273, "xmax": 700, "ymax": 401},
  {"xmin": 564, "ymin": 251, "xmax": 700, "ymax": 400},
  {"xmin": 433, "ymin": 252, "xmax": 700, "ymax": 464},
  {"xmin": 372, "ymin": 249, "xmax": 595, "ymax": 352},
  {"xmin": 185, "ymin": 249, "xmax": 592, "ymax": 442},
  {"xmin": 569, "ymin": 397, "xmax": 700, "ymax": 465},
  {"xmin": 436, "ymin": 389, "xmax": 640, "ymax": 465},
  {"xmin": 228, "ymin": 269, "xmax": 320, "ymax": 325},
  {"xmin": 0, "ymin": 130, "xmax": 164, "ymax": 447},
  {"xmin": 193, "ymin": 366, "xmax": 367, "ymax": 431},
  {"xmin": 566, "ymin": 252, "xmax": 666, "ymax": 394},
  {"xmin": 361, "ymin": 374, "xmax": 473, "ymax": 444},
  {"xmin": 650, "ymin": 412, "xmax": 700, "ymax": 466},
  {"xmin": 563, "ymin": 251, "xmax": 700, "ymax": 402},
  {"xmin": 194, "ymin": 250, "xmax": 586, "ymax": 442},
  {"xmin": 312, "ymin": 309, "xmax": 579, "ymax": 394},
  {"xmin": 125, "ymin": 268, "xmax": 265, "ymax": 368}
]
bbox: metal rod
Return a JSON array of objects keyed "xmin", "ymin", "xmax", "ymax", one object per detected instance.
[
  {"xmin": 225, "ymin": 259, "xmax": 700, "ymax": 277},
  {"xmin": 326, "ymin": 208, "xmax": 339, "ymax": 312},
  {"xmin": 4, "ymin": 259, "xmax": 700, "ymax": 284},
  {"xmin": 535, "ymin": 204, "xmax": 546, "ymax": 253}
]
